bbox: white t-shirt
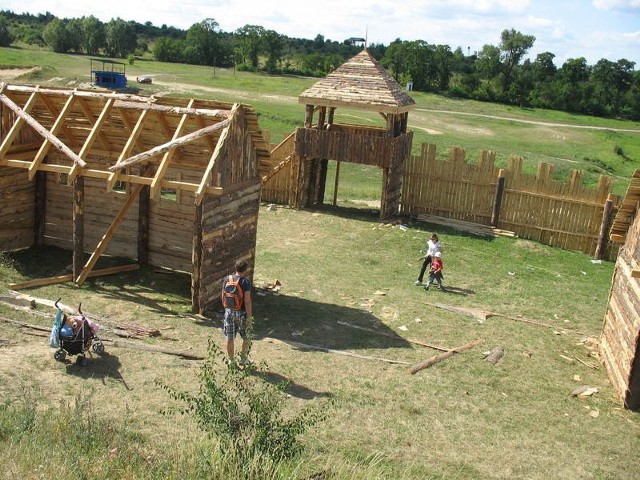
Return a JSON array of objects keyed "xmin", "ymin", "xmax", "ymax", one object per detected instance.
[{"xmin": 426, "ymin": 239, "xmax": 441, "ymax": 257}]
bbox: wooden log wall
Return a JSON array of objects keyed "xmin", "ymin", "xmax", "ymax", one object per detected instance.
[
  {"xmin": 0, "ymin": 167, "xmax": 35, "ymax": 250},
  {"xmin": 400, "ymin": 143, "xmax": 620, "ymax": 259},
  {"xmin": 601, "ymin": 208, "xmax": 640, "ymax": 410},
  {"xmin": 294, "ymin": 127, "xmax": 412, "ymax": 168},
  {"xmin": 195, "ymin": 181, "xmax": 261, "ymax": 313},
  {"xmin": 147, "ymin": 166, "xmax": 197, "ymax": 272}
]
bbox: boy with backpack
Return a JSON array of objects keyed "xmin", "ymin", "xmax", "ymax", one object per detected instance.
[{"xmin": 221, "ymin": 260, "xmax": 253, "ymax": 366}]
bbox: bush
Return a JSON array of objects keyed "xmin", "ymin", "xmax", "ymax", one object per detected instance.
[{"xmin": 159, "ymin": 339, "xmax": 332, "ymax": 463}]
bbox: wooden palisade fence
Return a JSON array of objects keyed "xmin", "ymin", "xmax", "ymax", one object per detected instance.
[{"xmin": 400, "ymin": 144, "xmax": 620, "ymax": 260}]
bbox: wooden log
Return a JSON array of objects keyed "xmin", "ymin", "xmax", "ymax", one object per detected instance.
[
  {"xmin": 8, "ymin": 264, "xmax": 140, "ymax": 289},
  {"xmin": 408, "ymin": 338, "xmax": 482, "ymax": 374},
  {"xmin": 109, "ymin": 119, "xmax": 231, "ymax": 171},
  {"xmin": 34, "ymin": 170, "xmax": 46, "ymax": 246}
]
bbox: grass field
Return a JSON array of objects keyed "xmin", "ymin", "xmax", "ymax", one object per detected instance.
[{"xmin": 1, "ymin": 46, "xmax": 640, "ymax": 479}]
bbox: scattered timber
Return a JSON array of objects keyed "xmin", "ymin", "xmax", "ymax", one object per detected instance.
[
  {"xmin": 8, "ymin": 264, "xmax": 140, "ymax": 289},
  {"xmin": 408, "ymin": 339, "xmax": 482, "ymax": 375}
]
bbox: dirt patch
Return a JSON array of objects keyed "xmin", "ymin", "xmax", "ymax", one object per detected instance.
[{"xmin": 0, "ymin": 67, "xmax": 39, "ymax": 80}]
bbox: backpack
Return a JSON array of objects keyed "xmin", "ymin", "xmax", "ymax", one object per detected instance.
[{"xmin": 222, "ymin": 274, "xmax": 244, "ymax": 310}]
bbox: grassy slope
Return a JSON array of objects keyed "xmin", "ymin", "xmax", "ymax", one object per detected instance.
[{"xmin": 1, "ymin": 47, "xmax": 640, "ymax": 479}]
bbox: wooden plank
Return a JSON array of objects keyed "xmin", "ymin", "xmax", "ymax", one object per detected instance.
[
  {"xmin": 8, "ymin": 264, "xmax": 140, "ymax": 289},
  {"xmin": 151, "ymin": 99, "xmax": 195, "ymax": 200},
  {"xmin": 195, "ymin": 126, "xmax": 228, "ymax": 205},
  {"xmin": 107, "ymin": 108, "xmax": 150, "ymax": 191}
]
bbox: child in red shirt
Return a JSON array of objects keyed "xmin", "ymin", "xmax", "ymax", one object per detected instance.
[{"xmin": 424, "ymin": 251, "xmax": 444, "ymax": 291}]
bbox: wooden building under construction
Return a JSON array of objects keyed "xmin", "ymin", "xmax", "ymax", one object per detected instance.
[
  {"xmin": 0, "ymin": 83, "xmax": 269, "ymax": 313},
  {"xmin": 601, "ymin": 169, "xmax": 640, "ymax": 410},
  {"xmin": 261, "ymin": 49, "xmax": 415, "ymax": 219}
]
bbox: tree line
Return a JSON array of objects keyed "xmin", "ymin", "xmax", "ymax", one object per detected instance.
[{"xmin": 1, "ymin": 11, "xmax": 638, "ymax": 120}]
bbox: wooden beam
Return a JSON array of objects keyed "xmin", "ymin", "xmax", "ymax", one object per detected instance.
[
  {"xmin": 8, "ymin": 264, "xmax": 140, "ymax": 289},
  {"xmin": 38, "ymin": 91, "xmax": 79, "ymax": 148},
  {"xmin": 0, "ymin": 89, "xmax": 39, "ymax": 159},
  {"xmin": 107, "ymin": 109, "xmax": 150, "ymax": 191},
  {"xmin": 28, "ymin": 93, "xmax": 76, "ymax": 180},
  {"xmin": 0, "ymin": 90, "xmax": 86, "ymax": 167},
  {"xmin": 72, "ymin": 176, "xmax": 85, "ymax": 279},
  {"xmin": 69, "ymin": 97, "xmax": 115, "ymax": 183},
  {"xmin": 632, "ymin": 270, "xmax": 640, "ymax": 278},
  {"xmin": 75, "ymin": 184, "xmax": 144, "ymax": 285},
  {"xmin": 108, "ymin": 119, "xmax": 231, "ymax": 172},
  {"xmin": 195, "ymin": 126, "xmax": 228, "ymax": 205},
  {"xmin": 0, "ymin": 158, "xmax": 224, "ymax": 195},
  {"xmin": 150, "ymin": 99, "xmax": 195, "ymax": 200}
]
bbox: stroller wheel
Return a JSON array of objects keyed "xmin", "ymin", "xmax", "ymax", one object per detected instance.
[
  {"xmin": 92, "ymin": 342, "xmax": 105, "ymax": 354},
  {"xmin": 76, "ymin": 355, "xmax": 88, "ymax": 366},
  {"xmin": 54, "ymin": 350, "xmax": 66, "ymax": 362}
]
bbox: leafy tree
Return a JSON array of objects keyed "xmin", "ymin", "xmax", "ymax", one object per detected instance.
[
  {"xmin": 234, "ymin": 24, "xmax": 264, "ymax": 70},
  {"xmin": 105, "ymin": 18, "xmax": 137, "ymax": 58},
  {"xmin": 66, "ymin": 18, "xmax": 83, "ymax": 53},
  {"xmin": 43, "ymin": 18, "xmax": 69, "ymax": 53},
  {"xmin": 82, "ymin": 16, "xmax": 105, "ymax": 55},
  {"xmin": 499, "ymin": 28, "xmax": 535, "ymax": 94},
  {"xmin": 262, "ymin": 29, "xmax": 284, "ymax": 73},
  {"xmin": 0, "ymin": 15, "xmax": 13, "ymax": 47},
  {"xmin": 475, "ymin": 44, "xmax": 501, "ymax": 79},
  {"xmin": 186, "ymin": 18, "xmax": 221, "ymax": 66}
]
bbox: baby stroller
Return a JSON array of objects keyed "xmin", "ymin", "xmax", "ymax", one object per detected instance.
[{"xmin": 49, "ymin": 298, "xmax": 105, "ymax": 366}]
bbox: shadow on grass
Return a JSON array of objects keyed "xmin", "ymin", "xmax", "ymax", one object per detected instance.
[
  {"xmin": 255, "ymin": 370, "xmax": 332, "ymax": 400},
  {"xmin": 253, "ymin": 291, "xmax": 411, "ymax": 351},
  {"xmin": 63, "ymin": 351, "xmax": 132, "ymax": 390},
  {"xmin": 4, "ymin": 246, "xmax": 191, "ymax": 315}
]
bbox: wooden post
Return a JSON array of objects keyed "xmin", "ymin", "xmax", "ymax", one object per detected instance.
[
  {"xmin": 304, "ymin": 104, "xmax": 314, "ymax": 128},
  {"xmin": 138, "ymin": 183, "xmax": 150, "ymax": 265},
  {"xmin": 191, "ymin": 202, "xmax": 204, "ymax": 314},
  {"xmin": 34, "ymin": 171, "xmax": 46, "ymax": 246},
  {"xmin": 72, "ymin": 176, "xmax": 84, "ymax": 280},
  {"xmin": 333, "ymin": 160, "xmax": 341, "ymax": 206},
  {"xmin": 594, "ymin": 194, "xmax": 614, "ymax": 260},
  {"xmin": 491, "ymin": 169, "xmax": 506, "ymax": 227}
]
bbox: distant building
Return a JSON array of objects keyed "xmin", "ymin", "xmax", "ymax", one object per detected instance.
[
  {"xmin": 90, "ymin": 59, "xmax": 127, "ymax": 89},
  {"xmin": 345, "ymin": 37, "xmax": 366, "ymax": 47}
]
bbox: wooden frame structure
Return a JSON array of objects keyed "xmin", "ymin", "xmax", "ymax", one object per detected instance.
[
  {"xmin": 0, "ymin": 83, "xmax": 269, "ymax": 313},
  {"xmin": 261, "ymin": 50, "xmax": 415, "ymax": 219},
  {"xmin": 601, "ymin": 169, "xmax": 640, "ymax": 409}
]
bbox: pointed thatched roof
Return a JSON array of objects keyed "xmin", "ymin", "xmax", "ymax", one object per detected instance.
[{"xmin": 298, "ymin": 50, "xmax": 416, "ymax": 114}]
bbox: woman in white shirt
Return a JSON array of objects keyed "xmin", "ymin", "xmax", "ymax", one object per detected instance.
[{"xmin": 415, "ymin": 233, "xmax": 442, "ymax": 286}]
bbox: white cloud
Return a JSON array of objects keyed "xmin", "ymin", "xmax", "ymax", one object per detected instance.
[{"xmin": 593, "ymin": 0, "xmax": 640, "ymax": 11}]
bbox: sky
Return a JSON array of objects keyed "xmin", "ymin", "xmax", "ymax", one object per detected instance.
[{"xmin": 3, "ymin": 0, "xmax": 640, "ymax": 66}]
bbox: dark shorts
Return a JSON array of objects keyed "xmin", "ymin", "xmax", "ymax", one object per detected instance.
[{"xmin": 223, "ymin": 309, "xmax": 248, "ymax": 339}]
